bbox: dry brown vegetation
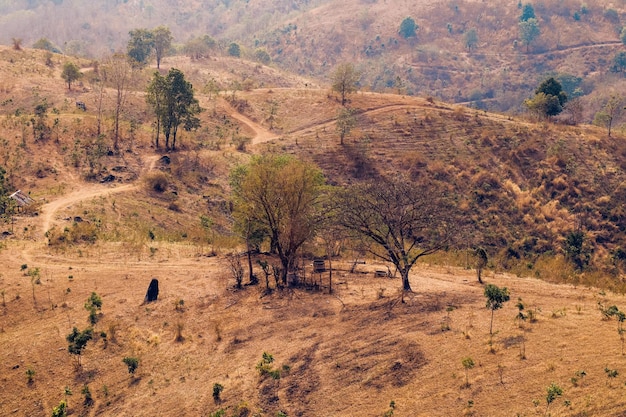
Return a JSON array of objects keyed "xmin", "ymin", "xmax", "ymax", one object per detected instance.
[
  {"xmin": 3, "ymin": 42, "xmax": 626, "ymax": 416},
  {"xmin": 3, "ymin": 0, "xmax": 626, "ymax": 114}
]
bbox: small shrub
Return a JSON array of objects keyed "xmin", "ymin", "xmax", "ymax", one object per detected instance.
[
  {"xmin": 462, "ymin": 357, "xmax": 475, "ymax": 387},
  {"xmin": 81, "ymin": 384, "xmax": 93, "ymax": 406},
  {"xmin": 51, "ymin": 400, "xmax": 67, "ymax": 417},
  {"xmin": 256, "ymin": 352, "xmax": 281, "ymax": 379},
  {"xmin": 605, "ymin": 367, "xmax": 618, "ymax": 378},
  {"xmin": 84, "ymin": 292, "xmax": 102, "ymax": 325},
  {"xmin": 212, "ymin": 383, "xmax": 224, "ymax": 403},
  {"xmin": 545, "ymin": 383, "xmax": 563, "ymax": 415},
  {"xmin": 122, "ymin": 357, "xmax": 139, "ymax": 375},
  {"xmin": 26, "ymin": 367, "xmax": 35, "ymax": 384},
  {"xmin": 382, "ymin": 400, "xmax": 396, "ymax": 417},
  {"xmin": 144, "ymin": 171, "xmax": 168, "ymax": 193}
]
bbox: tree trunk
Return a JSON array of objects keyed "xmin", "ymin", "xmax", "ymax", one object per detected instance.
[
  {"xmin": 401, "ymin": 268, "xmax": 412, "ymax": 292},
  {"xmin": 490, "ymin": 309, "xmax": 494, "ymax": 335}
]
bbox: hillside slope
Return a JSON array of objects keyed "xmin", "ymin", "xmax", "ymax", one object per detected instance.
[{"xmin": 3, "ymin": 0, "xmax": 626, "ymax": 115}]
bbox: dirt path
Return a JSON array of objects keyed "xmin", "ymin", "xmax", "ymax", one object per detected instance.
[
  {"xmin": 224, "ymin": 103, "xmax": 279, "ymax": 145},
  {"xmin": 40, "ymin": 154, "xmax": 160, "ymax": 234}
]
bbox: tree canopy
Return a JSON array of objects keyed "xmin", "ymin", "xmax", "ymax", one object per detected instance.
[
  {"xmin": 524, "ymin": 77, "xmax": 567, "ymax": 117},
  {"xmin": 335, "ymin": 176, "xmax": 457, "ymax": 293},
  {"xmin": 230, "ymin": 155, "xmax": 326, "ymax": 285},
  {"xmin": 399, "ymin": 17, "xmax": 418, "ymax": 39},
  {"xmin": 518, "ymin": 18, "xmax": 540, "ymax": 52},
  {"xmin": 464, "ymin": 28, "xmax": 478, "ymax": 52},
  {"xmin": 519, "ymin": 3, "xmax": 536, "ymax": 21},
  {"xmin": 332, "ymin": 63, "xmax": 360, "ymax": 106},
  {"xmin": 484, "ymin": 284, "xmax": 510, "ymax": 334},
  {"xmin": 61, "ymin": 62, "xmax": 82, "ymax": 91},
  {"xmin": 127, "ymin": 28, "xmax": 154, "ymax": 67},
  {"xmin": 228, "ymin": 42, "xmax": 241, "ymax": 57},
  {"xmin": 153, "ymin": 26, "xmax": 173, "ymax": 69},
  {"xmin": 146, "ymin": 68, "xmax": 202, "ymax": 150}
]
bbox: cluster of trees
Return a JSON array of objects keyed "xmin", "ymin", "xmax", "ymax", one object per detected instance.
[
  {"xmin": 127, "ymin": 26, "xmax": 173, "ymax": 68},
  {"xmin": 146, "ymin": 68, "xmax": 202, "ymax": 150},
  {"xmin": 524, "ymin": 77, "xmax": 568, "ymax": 118},
  {"xmin": 230, "ymin": 154, "xmax": 459, "ymax": 295}
]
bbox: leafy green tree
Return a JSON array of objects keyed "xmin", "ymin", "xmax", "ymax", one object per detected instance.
[
  {"xmin": 519, "ymin": 3, "xmax": 536, "ymax": 21},
  {"xmin": 336, "ymin": 107, "xmax": 356, "ymax": 145},
  {"xmin": 555, "ymin": 73, "xmax": 583, "ymax": 98},
  {"xmin": 152, "ymin": 26, "xmax": 172, "ymax": 69},
  {"xmin": 332, "ymin": 63, "xmax": 360, "ymax": 106},
  {"xmin": 524, "ymin": 93, "xmax": 561, "ymax": 118},
  {"xmin": 61, "ymin": 62, "xmax": 82, "ymax": 91},
  {"xmin": 519, "ymin": 18, "xmax": 540, "ymax": 52},
  {"xmin": 146, "ymin": 71, "xmax": 168, "ymax": 149},
  {"xmin": 66, "ymin": 327, "xmax": 93, "ymax": 367},
  {"xmin": 525, "ymin": 77, "xmax": 567, "ymax": 117},
  {"xmin": 484, "ymin": 284, "xmax": 510, "ymax": 334},
  {"xmin": 228, "ymin": 42, "xmax": 241, "ymax": 57},
  {"xmin": 399, "ymin": 17, "xmax": 418, "ymax": 39},
  {"xmin": 593, "ymin": 94, "xmax": 623, "ymax": 137},
  {"xmin": 335, "ymin": 176, "xmax": 456, "ymax": 294},
  {"xmin": 536, "ymin": 77, "xmax": 567, "ymax": 105},
  {"xmin": 230, "ymin": 155, "xmax": 326, "ymax": 285},
  {"xmin": 146, "ymin": 68, "xmax": 202, "ymax": 150},
  {"xmin": 464, "ymin": 28, "xmax": 478, "ymax": 52},
  {"xmin": 127, "ymin": 28, "xmax": 154, "ymax": 67}
]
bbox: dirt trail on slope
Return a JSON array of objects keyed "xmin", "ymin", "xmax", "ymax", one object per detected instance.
[
  {"xmin": 224, "ymin": 103, "xmax": 279, "ymax": 145},
  {"xmin": 40, "ymin": 154, "xmax": 160, "ymax": 234}
]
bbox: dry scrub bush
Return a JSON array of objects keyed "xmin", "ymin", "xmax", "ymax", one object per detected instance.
[
  {"xmin": 47, "ymin": 222, "xmax": 99, "ymax": 246},
  {"xmin": 143, "ymin": 171, "xmax": 168, "ymax": 193}
]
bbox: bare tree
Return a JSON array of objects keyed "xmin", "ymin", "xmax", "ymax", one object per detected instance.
[
  {"xmin": 335, "ymin": 176, "xmax": 456, "ymax": 294},
  {"xmin": 101, "ymin": 54, "xmax": 134, "ymax": 152},
  {"xmin": 593, "ymin": 95, "xmax": 623, "ymax": 137}
]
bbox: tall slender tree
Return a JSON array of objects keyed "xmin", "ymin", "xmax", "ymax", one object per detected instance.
[
  {"xmin": 332, "ymin": 63, "xmax": 360, "ymax": 106},
  {"xmin": 152, "ymin": 26, "xmax": 173, "ymax": 69},
  {"xmin": 102, "ymin": 53, "xmax": 134, "ymax": 152}
]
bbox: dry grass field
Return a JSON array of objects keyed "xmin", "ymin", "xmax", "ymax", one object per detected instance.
[{"xmin": 4, "ymin": 233, "xmax": 626, "ymax": 416}]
